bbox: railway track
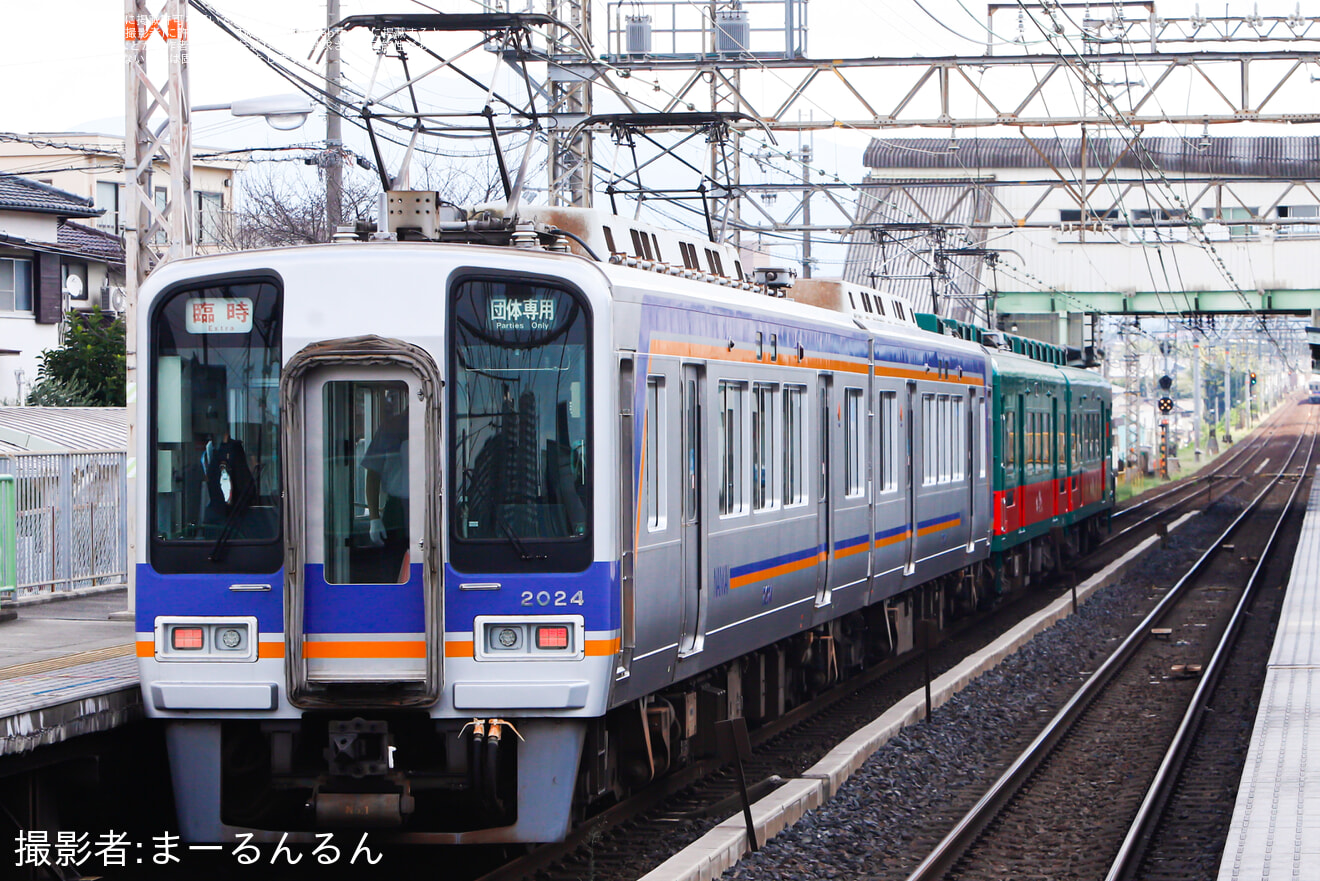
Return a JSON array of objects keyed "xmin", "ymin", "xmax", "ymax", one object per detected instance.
[
  {"xmin": 1101, "ymin": 401, "xmax": 1293, "ymax": 550},
  {"xmin": 469, "ymin": 407, "xmax": 1309, "ymax": 881},
  {"xmin": 903, "ymin": 405, "xmax": 1317, "ymax": 881}
]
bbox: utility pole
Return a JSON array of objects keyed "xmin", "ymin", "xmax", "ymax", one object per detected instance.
[
  {"xmin": 124, "ymin": 0, "xmax": 194, "ymax": 614},
  {"xmin": 1123, "ymin": 322, "xmax": 1136, "ymax": 467},
  {"xmin": 1192, "ymin": 342, "xmax": 1202, "ymax": 460},
  {"xmin": 1224, "ymin": 345, "xmax": 1232, "ymax": 441},
  {"xmin": 800, "ymin": 142, "xmax": 812, "ymax": 278},
  {"xmin": 326, "ymin": 0, "xmax": 342, "ymax": 233}
]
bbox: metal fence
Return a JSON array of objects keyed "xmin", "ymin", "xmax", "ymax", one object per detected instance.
[{"xmin": 0, "ymin": 451, "xmax": 128, "ymax": 597}]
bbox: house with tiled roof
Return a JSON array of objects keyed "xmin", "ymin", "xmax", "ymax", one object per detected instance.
[
  {"xmin": 0, "ymin": 175, "xmax": 126, "ymax": 405},
  {"xmin": 0, "ymin": 133, "xmax": 241, "ymax": 249}
]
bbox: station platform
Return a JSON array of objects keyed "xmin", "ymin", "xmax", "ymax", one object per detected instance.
[
  {"xmin": 0, "ymin": 590, "xmax": 140, "ymax": 757},
  {"xmin": 1218, "ymin": 468, "xmax": 1320, "ymax": 880}
]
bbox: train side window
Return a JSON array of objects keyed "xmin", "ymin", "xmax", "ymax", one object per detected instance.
[
  {"xmin": 645, "ymin": 376, "xmax": 666, "ymax": 531},
  {"xmin": 323, "ymin": 380, "xmax": 410, "ymax": 585},
  {"xmin": 940, "ymin": 394, "xmax": 953, "ymax": 482},
  {"xmin": 844, "ymin": 387, "xmax": 865, "ymax": 497},
  {"xmin": 718, "ymin": 381, "xmax": 748, "ymax": 517},
  {"xmin": 878, "ymin": 391, "xmax": 898, "ymax": 493},
  {"xmin": 783, "ymin": 385, "xmax": 807, "ymax": 506},
  {"xmin": 1004, "ymin": 409, "xmax": 1016, "ymax": 470},
  {"xmin": 752, "ymin": 383, "xmax": 778, "ymax": 511},
  {"xmin": 922, "ymin": 393, "xmax": 936, "ymax": 486},
  {"xmin": 952, "ymin": 396, "xmax": 965, "ymax": 481},
  {"xmin": 977, "ymin": 395, "xmax": 986, "ymax": 479},
  {"xmin": 1027, "ymin": 411, "xmax": 1036, "ymax": 470}
]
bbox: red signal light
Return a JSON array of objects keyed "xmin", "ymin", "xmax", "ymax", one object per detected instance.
[
  {"xmin": 172, "ymin": 627, "xmax": 204, "ymax": 650},
  {"xmin": 535, "ymin": 626, "xmax": 569, "ymax": 650}
]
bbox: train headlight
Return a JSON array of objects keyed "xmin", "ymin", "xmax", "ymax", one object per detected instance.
[
  {"xmin": 535, "ymin": 625, "xmax": 570, "ymax": 650},
  {"xmin": 171, "ymin": 627, "xmax": 204, "ymax": 650},
  {"xmin": 154, "ymin": 617, "xmax": 257, "ymax": 661},
  {"xmin": 474, "ymin": 616, "xmax": 584, "ymax": 660}
]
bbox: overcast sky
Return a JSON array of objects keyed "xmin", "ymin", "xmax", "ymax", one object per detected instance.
[
  {"xmin": 5, "ymin": 1, "xmax": 1314, "ymax": 267},
  {"xmin": 10, "ymin": 0, "xmax": 1305, "ymax": 135}
]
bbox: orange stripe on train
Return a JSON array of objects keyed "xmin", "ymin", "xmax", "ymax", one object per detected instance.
[{"xmin": 303, "ymin": 640, "xmax": 426, "ymax": 659}]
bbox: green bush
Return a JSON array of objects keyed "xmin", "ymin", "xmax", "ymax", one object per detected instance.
[{"xmin": 26, "ymin": 307, "xmax": 126, "ymax": 407}]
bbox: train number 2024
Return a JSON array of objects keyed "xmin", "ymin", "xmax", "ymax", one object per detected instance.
[{"xmin": 521, "ymin": 590, "xmax": 585, "ymax": 607}]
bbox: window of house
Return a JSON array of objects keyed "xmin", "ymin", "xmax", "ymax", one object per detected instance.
[
  {"xmin": 195, "ymin": 191, "xmax": 221, "ymax": 244},
  {"xmin": 644, "ymin": 377, "xmax": 666, "ymax": 531},
  {"xmin": 153, "ymin": 187, "xmax": 168, "ymax": 245},
  {"xmin": 95, "ymin": 181, "xmax": 121, "ymax": 235},
  {"xmin": 0, "ymin": 258, "xmax": 34, "ymax": 313},
  {"xmin": 1204, "ymin": 206, "xmax": 1258, "ymax": 239},
  {"xmin": 1278, "ymin": 205, "xmax": 1320, "ymax": 238}
]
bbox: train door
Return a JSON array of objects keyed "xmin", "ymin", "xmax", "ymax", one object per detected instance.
[
  {"xmin": 905, "ymin": 380, "xmax": 918, "ymax": 574},
  {"xmin": 815, "ymin": 374, "xmax": 833, "ymax": 604},
  {"xmin": 292, "ymin": 363, "xmax": 437, "ymax": 701},
  {"xmin": 1053, "ymin": 397, "xmax": 1065, "ymax": 517},
  {"xmin": 967, "ymin": 387, "xmax": 979, "ymax": 552},
  {"xmin": 678, "ymin": 364, "xmax": 706, "ymax": 657}
]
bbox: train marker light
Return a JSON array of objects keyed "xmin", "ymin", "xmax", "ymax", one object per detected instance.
[
  {"xmin": 172, "ymin": 627, "xmax": 204, "ymax": 650},
  {"xmin": 536, "ymin": 626, "xmax": 570, "ymax": 650}
]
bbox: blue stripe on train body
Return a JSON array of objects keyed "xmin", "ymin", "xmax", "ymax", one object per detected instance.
[
  {"xmin": 444, "ymin": 562, "xmax": 619, "ymax": 633},
  {"xmin": 135, "ymin": 564, "xmax": 284, "ymax": 633}
]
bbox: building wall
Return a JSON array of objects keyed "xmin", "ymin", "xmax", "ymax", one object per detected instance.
[
  {"xmin": 0, "ymin": 315, "xmax": 58, "ymax": 405},
  {"xmin": 0, "ymin": 212, "xmax": 59, "ymax": 242},
  {"xmin": 0, "ymin": 134, "xmax": 242, "ymax": 252}
]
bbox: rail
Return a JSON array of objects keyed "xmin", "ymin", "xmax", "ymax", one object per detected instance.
[
  {"xmin": 1105, "ymin": 425, "xmax": 1319, "ymax": 881},
  {"xmin": 903, "ymin": 410, "xmax": 1314, "ymax": 881}
]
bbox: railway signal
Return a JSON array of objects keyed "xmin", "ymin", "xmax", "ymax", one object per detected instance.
[{"xmin": 1158, "ymin": 396, "xmax": 1175, "ymax": 414}]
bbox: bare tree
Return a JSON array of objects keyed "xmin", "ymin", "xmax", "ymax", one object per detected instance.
[
  {"xmin": 220, "ymin": 164, "xmax": 380, "ymax": 251},
  {"xmin": 218, "ymin": 151, "xmax": 511, "ymax": 252}
]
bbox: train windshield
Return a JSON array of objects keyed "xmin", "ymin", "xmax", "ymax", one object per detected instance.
[
  {"xmin": 150, "ymin": 279, "xmax": 281, "ymax": 572},
  {"xmin": 450, "ymin": 276, "xmax": 591, "ymax": 572}
]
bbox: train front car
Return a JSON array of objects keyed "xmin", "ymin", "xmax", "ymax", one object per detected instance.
[{"xmin": 135, "ymin": 244, "xmax": 617, "ymax": 844}]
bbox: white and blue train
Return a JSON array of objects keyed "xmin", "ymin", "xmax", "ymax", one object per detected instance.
[{"xmin": 135, "ymin": 201, "xmax": 1111, "ymax": 843}]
